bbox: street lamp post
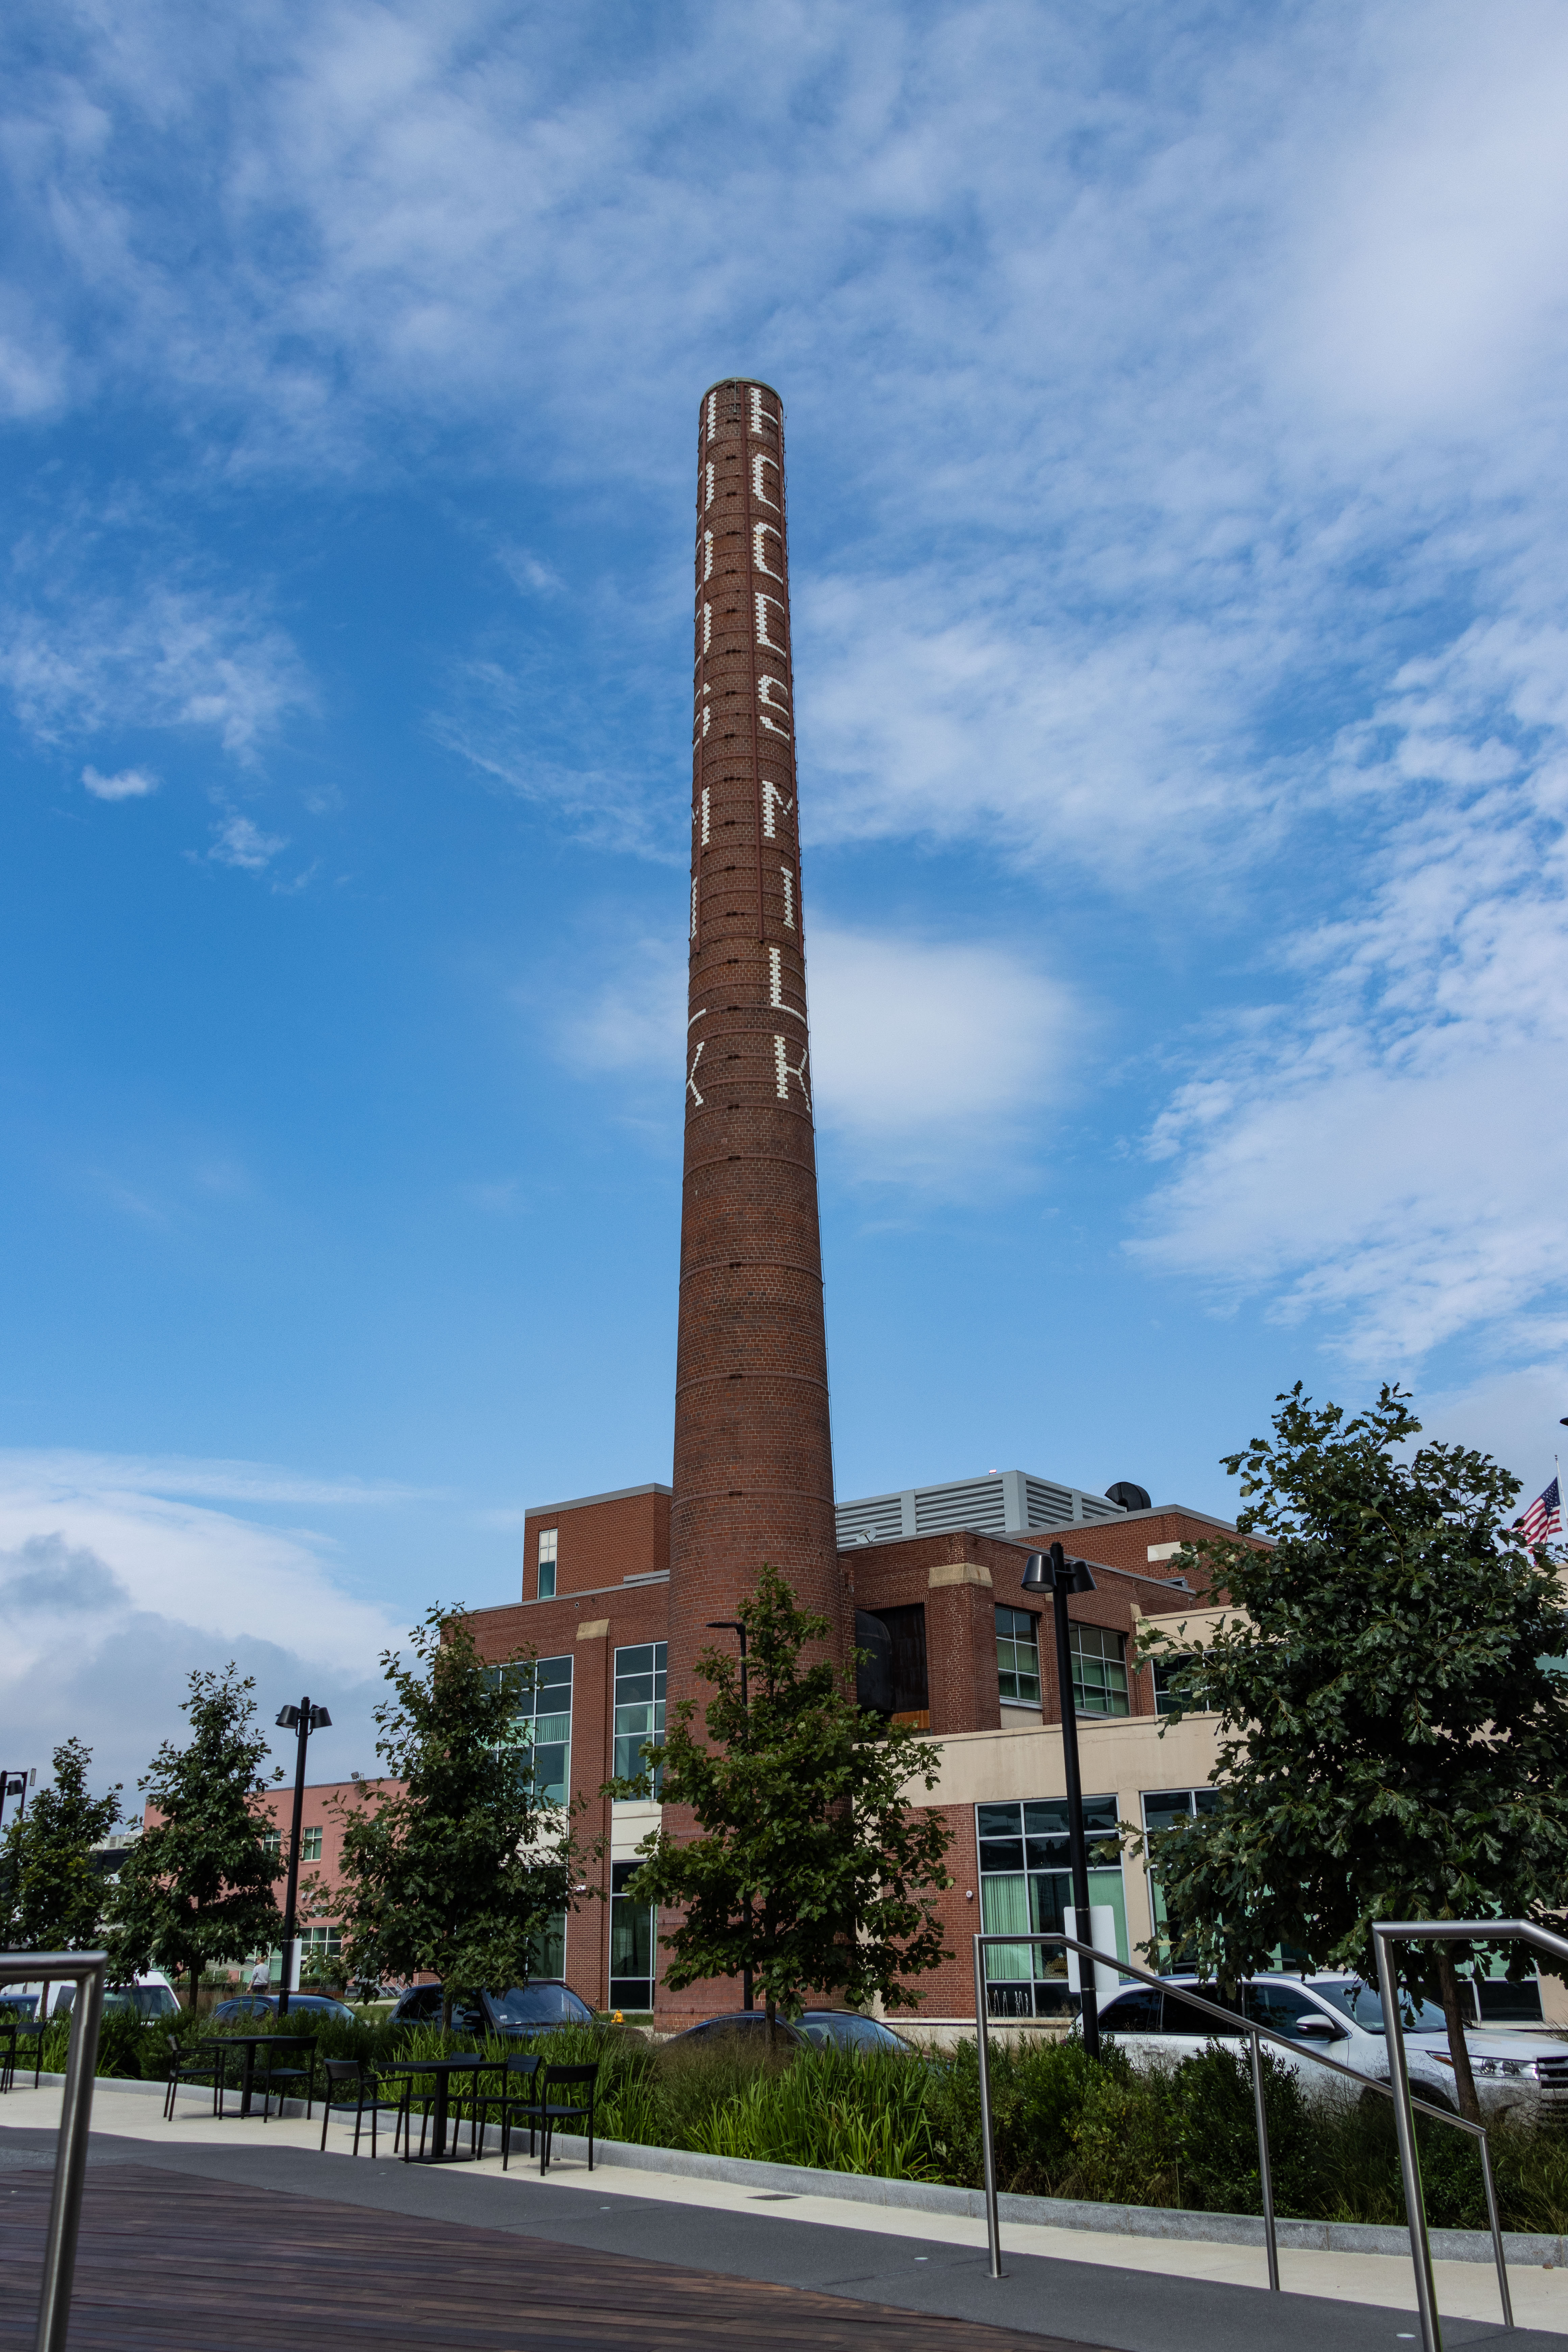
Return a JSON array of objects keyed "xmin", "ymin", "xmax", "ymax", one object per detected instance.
[
  {"xmin": 706, "ymin": 1620, "xmax": 752, "ymax": 2012},
  {"xmin": 273, "ymin": 1698, "xmax": 331, "ymax": 2018},
  {"xmin": 0, "ymin": 1771, "xmax": 31, "ymax": 1832},
  {"xmin": 1021, "ymin": 1544, "xmax": 1102, "ymax": 2061}
]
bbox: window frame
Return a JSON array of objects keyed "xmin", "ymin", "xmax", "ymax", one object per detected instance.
[
  {"xmin": 995, "ymin": 1604, "xmax": 1043, "ymax": 1710},
  {"xmin": 1068, "ymin": 1620, "xmax": 1131, "ymax": 1717}
]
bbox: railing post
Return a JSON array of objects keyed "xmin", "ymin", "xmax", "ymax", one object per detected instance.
[
  {"xmin": 1477, "ymin": 2128, "xmax": 1515, "ymax": 2331},
  {"xmin": 1249, "ymin": 2025, "xmax": 1279, "ymax": 2292},
  {"xmin": 1375, "ymin": 1928, "xmax": 1442, "ymax": 2352},
  {"xmin": 973, "ymin": 1934, "xmax": 1003, "ymax": 2278}
]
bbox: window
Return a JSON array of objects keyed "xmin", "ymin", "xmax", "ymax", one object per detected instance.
[
  {"xmin": 261, "ymin": 1829, "xmax": 281, "ymax": 1861},
  {"xmin": 537, "ymin": 1528, "xmax": 558, "ymax": 1600},
  {"xmin": 1141, "ymin": 1787, "xmax": 1221, "ymax": 1963},
  {"xmin": 975, "ymin": 1796, "xmax": 1127, "ymax": 2018},
  {"xmin": 996, "ymin": 1606, "xmax": 1041, "ymax": 1707},
  {"xmin": 867, "ymin": 1604, "xmax": 928, "ymax": 1720},
  {"xmin": 614, "ymin": 1642, "xmax": 667, "ymax": 1794},
  {"xmin": 1152, "ymin": 1652, "xmax": 1206, "ymax": 1716},
  {"xmin": 610, "ymin": 1859, "xmax": 656, "ymax": 2012},
  {"xmin": 495, "ymin": 1653, "xmax": 573, "ymax": 1804},
  {"xmin": 1070, "ymin": 1622, "xmax": 1130, "ymax": 1716},
  {"xmin": 300, "ymin": 1826, "xmax": 322, "ymax": 1864}
]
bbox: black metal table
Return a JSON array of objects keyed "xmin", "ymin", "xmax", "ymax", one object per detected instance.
[
  {"xmin": 204, "ymin": 2034, "xmax": 314, "ymax": 2119},
  {"xmin": 386, "ymin": 2053, "xmax": 487, "ymax": 2162}
]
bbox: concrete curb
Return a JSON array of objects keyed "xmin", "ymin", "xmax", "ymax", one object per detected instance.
[{"xmin": 37, "ymin": 2075, "xmax": 1566, "ymax": 2269}]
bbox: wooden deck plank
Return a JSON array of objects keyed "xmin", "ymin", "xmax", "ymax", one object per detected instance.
[{"xmin": 0, "ymin": 2165, "xmax": 1101, "ymax": 2352}]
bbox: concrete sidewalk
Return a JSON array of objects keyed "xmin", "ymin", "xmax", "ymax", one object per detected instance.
[{"xmin": 2, "ymin": 2078, "xmax": 1560, "ymax": 2352}]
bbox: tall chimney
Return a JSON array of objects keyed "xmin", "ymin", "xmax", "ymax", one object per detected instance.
[{"xmin": 669, "ymin": 378, "xmax": 842, "ymax": 1722}]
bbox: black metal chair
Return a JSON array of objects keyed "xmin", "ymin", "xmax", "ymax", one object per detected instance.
[
  {"xmin": 318, "ymin": 2058, "xmax": 408, "ymax": 2157},
  {"xmin": 164, "ymin": 2035, "xmax": 226, "ymax": 2121},
  {"xmin": 467, "ymin": 2051, "xmax": 543, "ymax": 2169},
  {"xmin": 16, "ymin": 2021, "xmax": 47, "ymax": 2091},
  {"xmin": 252, "ymin": 2038, "xmax": 315, "ymax": 2122},
  {"xmin": 0, "ymin": 2016, "xmax": 18, "ymax": 2094},
  {"xmin": 536, "ymin": 2061, "xmax": 599, "ymax": 2175}
]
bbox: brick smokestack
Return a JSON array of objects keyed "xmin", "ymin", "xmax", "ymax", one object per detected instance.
[{"xmin": 670, "ymin": 378, "xmax": 842, "ymax": 1728}]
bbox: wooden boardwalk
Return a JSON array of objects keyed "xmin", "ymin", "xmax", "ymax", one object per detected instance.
[{"xmin": 0, "ymin": 2164, "xmax": 1102, "ymax": 2351}]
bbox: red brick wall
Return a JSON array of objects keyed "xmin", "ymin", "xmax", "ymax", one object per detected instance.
[{"xmin": 521, "ymin": 1486, "xmax": 670, "ymax": 1601}]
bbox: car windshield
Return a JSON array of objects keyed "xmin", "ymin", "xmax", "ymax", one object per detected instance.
[
  {"xmin": 104, "ymin": 1988, "xmax": 176, "ymax": 2020},
  {"xmin": 1312, "ymin": 1980, "xmax": 1448, "ymax": 2034},
  {"xmin": 487, "ymin": 1983, "xmax": 584, "ymax": 2025}
]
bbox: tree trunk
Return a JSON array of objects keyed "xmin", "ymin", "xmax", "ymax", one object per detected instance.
[
  {"xmin": 441, "ymin": 1986, "xmax": 453, "ymax": 2034},
  {"xmin": 764, "ymin": 1991, "xmax": 777, "ymax": 2054},
  {"xmin": 1435, "ymin": 1947, "xmax": 1482, "ymax": 2125}
]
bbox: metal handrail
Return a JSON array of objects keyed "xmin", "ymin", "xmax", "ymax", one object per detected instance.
[
  {"xmin": 0, "ymin": 1950, "xmax": 106, "ymax": 2352},
  {"xmin": 971, "ymin": 1926, "xmax": 1510, "ymax": 2316},
  {"xmin": 1373, "ymin": 1919, "xmax": 1568, "ymax": 2352}
]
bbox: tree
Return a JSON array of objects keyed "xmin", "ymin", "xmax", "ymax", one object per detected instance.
[
  {"xmin": 1137, "ymin": 1383, "xmax": 1568, "ymax": 2123},
  {"xmin": 107, "ymin": 1666, "xmax": 283, "ymax": 2011},
  {"xmin": 618, "ymin": 1565, "xmax": 954, "ymax": 2043},
  {"xmin": 332, "ymin": 1606, "xmax": 584, "ymax": 2029},
  {"xmin": 0, "ymin": 1739, "xmax": 123, "ymax": 2005}
]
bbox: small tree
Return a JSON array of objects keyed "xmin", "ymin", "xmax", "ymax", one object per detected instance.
[
  {"xmin": 618, "ymin": 1565, "xmax": 954, "ymax": 2042},
  {"xmin": 1138, "ymin": 1384, "xmax": 1568, "ymax": 2123},
  {"xmin": 0, "ymin": 1739, "xmax": 123, "ymax": 2014},
  {"xmin": 107, "ymin": 1666, "xmax": 283, "ymax": 2011},
  {"xmin": 333, "ymin": 1606, "xmax": 583, "ymax": 2028}
]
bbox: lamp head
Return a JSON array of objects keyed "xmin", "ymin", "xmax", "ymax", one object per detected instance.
[
  {"xmin": 308, "ymin": 1706, "xmax": 332, "ymax": 1731},
  {"xmin": 1021, "ymin": 1541, "xmax": 1097, "ymax": 1596},
  {"xmin": 275, "ymin": 1706, "xmax": 301, "ymax": 1731}
]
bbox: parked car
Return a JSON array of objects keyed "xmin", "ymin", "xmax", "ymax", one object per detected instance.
[
  {"xmin": 211, "ymin": 1993, "xmax": 359, "ymax": 2026},
  {"xmin": 1094, "ymin": 1972, "xmax": 1568, "ymax": 2117},
  {"xmin": 9, "ymin": 1971, "xmax": 178, "ymax": 2024},
  {"xmin": 663, "ymin": 2012, "xmax": 811, "ymax": 2051},
  {"xmin": 388, "ymin": 1979, "xmax": 595, "ymax": 2035},
  {"xmin": 797, "ymin": 2011, "xmax": 918, "ymax": 2056}
]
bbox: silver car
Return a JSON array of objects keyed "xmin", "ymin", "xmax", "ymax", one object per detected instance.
[{"xmin": 1095, "ymin": 1971, "xmax": 1568, "ymax": 2115}]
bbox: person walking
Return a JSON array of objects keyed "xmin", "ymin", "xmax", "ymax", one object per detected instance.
[{"xmin": 249, "ymin": 1958, "xmax": 270, "ymax": 2000}]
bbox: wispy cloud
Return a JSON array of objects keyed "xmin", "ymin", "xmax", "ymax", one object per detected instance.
[
  {"xmin": 82, "ymin": 762, "xmax": 157, "ymax": 800},
  {"xmin": 206, "ymin": 807, "xmax": 289, "ymax": 871}
]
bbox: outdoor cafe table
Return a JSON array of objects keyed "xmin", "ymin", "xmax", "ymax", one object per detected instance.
[
  {"xmin": 386, "ymin": 2053, "xmax": 488, "ymax": 2163},
  {"xmin": 205, "ymin": 2034, "xmax": 314, "ymax": 2120}
]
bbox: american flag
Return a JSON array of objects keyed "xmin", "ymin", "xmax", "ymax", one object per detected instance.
[{"xmin": 1518, "ymin": 1477, "xmax": 1562, "ymax": 1547}]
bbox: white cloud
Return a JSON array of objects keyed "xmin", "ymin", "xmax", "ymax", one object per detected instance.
[
  {"xmin": 0, "ymin": 1451, "xmax": 410, "ymax": 1794},
  {"xmin": 1131, "ymin": 613, "xmax": 1568, "ymax": 1367},
  {"xmin": 2, "ymin": 585, "xmax": 311, "ymax": 758},
  {"xmin": 563, "ymin": 920, "xmax": 1078, "ymax": 1189},
  {"xmin": 207, "ymin": 809, "xmax": 288, "ymax": 870},
  {"xmin": 82, "ymin": 763, "xmax": 157, "ymax": 800}
]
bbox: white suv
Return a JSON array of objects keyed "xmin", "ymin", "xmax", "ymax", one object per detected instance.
[{"xmin": 1094, "ymin": 1972, "xmax": 1568, "ymax": 2116}]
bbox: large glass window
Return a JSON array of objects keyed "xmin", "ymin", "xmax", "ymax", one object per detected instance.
[
  {"xmin": 610, "ymin": 1860, "xmax": 656, "ymax": 2013},
  {"xmin": 976, "ymin": 1796, "xmax": 1127, "ymax": 2016},
  {"xmin": 1141, "ymin": 1786, "xmax": 1220, "ymax": 1963},
  {"xmin": 996, "ymin": 1607, "xmax": 1041, "ymax": 1708},
  {"xmin": 300, "ymin": 1826, "xmax": 323, "ymax": 1863},
  {"xmin": 1070, "ymin": 1622, "xmax": 1130, "ymax": 1716},
  {"xmin": 536, "ymin": 1528, "xmax": 558, "ymax": 1600},
  {"xmin": 614, "ymin": 1642, "xmax": 667, "ymax": 1795},
  {"xmin": 494, "ymin": 1653, "xmax": 573, "ymax": 1804}
]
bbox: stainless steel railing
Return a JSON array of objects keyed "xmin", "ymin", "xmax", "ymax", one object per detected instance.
[
  {"xmin": 971, "ymin": 1927, "xmax": 1511, "ymax": 2329},
  {"xmin": 1372, "ymin": 1920, "xmax": 1568, "ymax": 2352},
  {"xmin": 1, "ymin": 1950, "xmax": 106, "ymax": 2352}
]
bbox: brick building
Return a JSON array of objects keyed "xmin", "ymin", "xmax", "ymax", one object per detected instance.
[{"xmin": 460, "ymin": 1468, "xmax": 1245, "ymax": 2028}]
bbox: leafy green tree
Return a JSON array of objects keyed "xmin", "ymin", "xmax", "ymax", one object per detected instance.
[
  {"xmin": 0, "ymin": 1739, "xmax": 122, "ymax": 1972},
  {"xmin": 618, "ymin": 1565, "xmax": 954, "ymax": 2043},
  {"xmin": 1138, "ymin": 1384, "xmax": 1568, "ymax": 2123},
  {"xmin": 333, "ymin": 1606, "xmax": 584, "ymax": 2028},
  {"xmin": 107, "ymin": 1666, "xmax": 283, "ymax": 2011}
]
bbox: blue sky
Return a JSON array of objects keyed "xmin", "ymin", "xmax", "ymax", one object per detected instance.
[{"xmin": 4, "ymin": 0, "xmax": 1567, "ymax": 1797}]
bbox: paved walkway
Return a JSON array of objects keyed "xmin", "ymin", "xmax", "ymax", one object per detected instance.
[{"xmin": 2, "ymin": 2081, "xmax": 1560, "ymax": 2352}]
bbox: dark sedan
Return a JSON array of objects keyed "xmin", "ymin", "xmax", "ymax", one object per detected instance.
[
  {"xmin": 798, "ymin": 2011, "xmax": 917, "ymax": 2055},
  {"xmin": 211, "ymin": 1993, "xmax": 360, "ymax": 2025},
  {"xmin": 389, "ymin": 1979, "xmax": 595, "ymax": 2035},
  {"xmin": 663, "ymin": 2012, "xmax": 811, "ymax": 2051}
]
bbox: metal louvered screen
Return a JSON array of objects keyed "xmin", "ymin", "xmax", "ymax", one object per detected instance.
[
  {"xmin": 914, "ymin": 1478, "xmax": 1009, "ymax": 1534},
  {"xmin": 835, "ymin": 1493, "xmax": 904, "ymax": 1547},
  {"xmin": 1023, "ymin": 1479, "xmax": 1075, "ymax": 1528}
]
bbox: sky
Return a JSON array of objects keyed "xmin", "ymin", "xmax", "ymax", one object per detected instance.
[{"xmin": 3, "ymin": 0, "xmax": 1568, "ymax": 1804}]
